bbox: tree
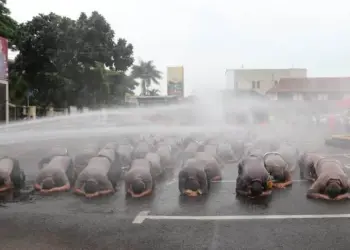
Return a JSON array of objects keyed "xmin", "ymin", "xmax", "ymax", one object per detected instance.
[
  {"xmin": 0, "ymin": 0, "xmax": 17, "ymax": 41},
  {"xmin": 148, "ymin": 88, "xmax": 160, "ymax": 96},
  {"xmin": 131, "ymin": 60, "xmax": 162, "ymax": 95},
  {"xmin": 10, "ymin": 11, "xmax": 135, "ymax": 110}
]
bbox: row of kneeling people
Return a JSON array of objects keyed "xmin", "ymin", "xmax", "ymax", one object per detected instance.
[
  {"xmin": 0, "ymin": 141, "xmax": 176, "ymax": 199},
  {"xmin": 178, "ymin": 147, "xmax": 350, "ymax": 201}
]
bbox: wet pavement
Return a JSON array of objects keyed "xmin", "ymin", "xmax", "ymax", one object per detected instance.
[{"xmin": 1, "ymin": 134, "xmax": 350, "ymax": 249}]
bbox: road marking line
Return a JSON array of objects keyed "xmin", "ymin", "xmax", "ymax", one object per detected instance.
[{"xmin": 132, "ymin": 211, "xmax": 350, "ymax": 224}]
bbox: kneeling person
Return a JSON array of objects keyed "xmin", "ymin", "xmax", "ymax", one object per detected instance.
[
  {"xmin": 124, "ymin": 161, "xmax": 154, "ymax": 198},
  {"xmin": 263, "ymin": 152, "xmax": 292, "ymax": 189},
  {"xmin": 306, "ymin": 158, "xmax": 350, "ymax": 200},
  {"xmin": 178, "ymin": 158, "xmax": 209, "ymax": 197},
  {"xmin": 74, "ymin": 156, "xmax": 115, "ymax": 198},
  {"xmin": 34, "ymin": 155, "xmax": 73, "ymax": 194},
  {"xmin": 236, "ymin": 155, "xmax": 273, "ymax": 198},
  {"xmin": 0, "ymin": 157, "xmax": 25, "ymax": 194}
]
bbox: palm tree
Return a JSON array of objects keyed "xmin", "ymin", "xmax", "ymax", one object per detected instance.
[
  {"xmin": 131, "ymin": 60, "xmax": 162, "ymax": 95},
  {"xmin": 148, "ymin": 88, "xmax": 160, "ymax": 96}
]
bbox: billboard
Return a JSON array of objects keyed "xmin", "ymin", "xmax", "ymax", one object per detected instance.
[
  {"xmin": 0, "ymin": 37, "xmax": 8, "ymax": 81},
  {"xmin": 167, "ymin": 66, "xmax": 184, "ymax": 97}
]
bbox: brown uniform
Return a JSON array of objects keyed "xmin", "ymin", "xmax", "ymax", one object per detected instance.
[
  {"xmin": 236, "ymin": 155, "xmax": 271, "ymax": 194},
  {"xmin": 117, "ymin": 144, "xmax": 133, "ymax": 169},
  {"xmin": 194, "ymin": 152, "xmax": 222, "ymax": 181},
  {"xmin": 74, "ymin": 156, "xmax": 113, "ymax": 191},
  {"xmin": 124, "ymin": 167, "xmax": 154, "ymax": 193},
  {"xmin": 156, "ymin": 145, "xmax": 172, "ymax": 168},
  {"xmin": 298, "ymin": 153, "xmax": 323, "ymax": 180},
  {"xmin": 178, "ymin": 159, "xmax": 209, "ymax": 194},
  {"xmin": 307, "ymin": 158, "xmax": 349, "ymax": 195},
  {"xmin": 35, "ymin": 156, "xmax": 73, "ymax": 187},
  {"xmin": 145, "ymin": 152, "xmax": 163, "ymax": 178},
  {"xmin": 132, "ymin": 142, "xmax": 151, "ymax": 160},
  {"xmin": 263, "ymin": 152, "xmax": 289, "ymax": 182},
  {"xmin": 74, "ymin": 145, "xmax": 99, "ymax": 175},
  {"xmin": 38, "ymin": 147, "xmax": 69, "ymax": 170}
]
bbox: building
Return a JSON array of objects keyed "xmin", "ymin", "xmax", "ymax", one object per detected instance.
[
  {"xmin": 167, "ymin": 66, "xmax": 184, "ymax": 97},
  {"xmin": 266, "ymin": 77, "xmax": 350, "ymax": 101},
  {"xmin": 225, "ymin": 68, "xmax": 307, "ymax": 94},
  {"xmin": 136, "ymin": 95, "xmax": 180, "ymax": 106}
]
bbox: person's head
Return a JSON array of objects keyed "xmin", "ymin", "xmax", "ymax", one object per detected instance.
[
  {"xmin": 42, "ymin": 177, "xmax": 55, "ymax": 190},
  {"xmin": 250, "ymin": 180, "xmax": 264, "ymax": 196},
  {"xmin": 84, "ymin": 179, "xmax": 99, "ymax": 194},
  {"xmin": 131, "ymin": 178, "xmax": 146, "ymax": 194},
  {"xmin": 184, "ymin": 177, "xmax": 200, "ymax": 191},
  {"xmin": 325, "ymin": 180, "xmax": 342, "ymax": 199},
  {"xmin": 273, "ymin": 169, "xmax": 285, "ymax": 183}
]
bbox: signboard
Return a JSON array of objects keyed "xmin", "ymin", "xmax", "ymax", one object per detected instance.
[
  {"xmin": 0, "ymin": 37, "xmax": 8, "ymax": 81},
  {"xmin": 167, "ymin": 66, "xmax": 184, "ymax": 97}
]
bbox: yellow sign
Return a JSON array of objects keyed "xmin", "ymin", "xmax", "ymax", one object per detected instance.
[{"xmin": 167, "ymin": 66, "xmax": 184, "ymax": 97}]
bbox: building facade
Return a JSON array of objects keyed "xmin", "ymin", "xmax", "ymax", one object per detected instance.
[
  {"xmin": 225, "ymin": 68, "xmax": 307, "ymax": 94},
  {"xmin": 266, "ymin": 77, "xmax": 350, "ymax": 101}
]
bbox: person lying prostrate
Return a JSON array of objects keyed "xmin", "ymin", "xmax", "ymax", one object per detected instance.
[
  {"xmin": 298, "ymin": 152, "xmax": 323, "ymax": 182},
  {"xmin": 178, "ymin": 159, "xmax": 209, "ymax": 197},
  {"xmin": 0, "ymin": 157, "xmax": 25, "ymax": 193},
  {"xmin": 124, "ymin": 166, "xmax": 154, "ymax": 198},
  {"xmin": 132, "ymin": 141, "xmax": 152, "ymax": 160},
  {"xmin": 194, "ymin": 152, "xmax": 222, "ymax": 181},
  {"xmin": 34, "ymin": 155, "xmax": 73, "ymax": 194},
  {"xmin": 74, "ymin": 144, "xmax": 99, "ymax": 175},
  {"xmin": 306, "ymin": 158, "xmax": 350, "ymax": 200},
  {"xmin": 145, "ymin": 152, "xmax": 163, "ymax": 178},
  {"xmin": 236, "ymin": 154, "xmax": 273, "ymax": 198},
  {"xmin": 263, "ymin": 152, "xmax": 292, "ymax": 189},
  {"xmin": 38, "ymin": 147, "xmax": 69, "ymax": 169},
  {"xmin": 74, "ymin": 156, "xmax": 115, "ymax": 198}
]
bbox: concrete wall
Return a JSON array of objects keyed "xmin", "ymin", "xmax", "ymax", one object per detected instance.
[{"xmin": 225, "ymin": 68, "xmax": 307, "ymax": 94}]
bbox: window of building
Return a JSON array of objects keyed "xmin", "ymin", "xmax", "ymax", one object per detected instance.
[
  {"xmin": 293, "ymin": 93, "xmax": 303, "ymax": 101},
  {"xmin": 252, "ymin": 81, "xmax": 256, "ymax": 89},
  {"xmin": 317, "ymin": 94, "xmax": 328, "ymax": 100},
  {"xmin": 256, "ymin": 81, "xmax": 260, "ymax": 88}
]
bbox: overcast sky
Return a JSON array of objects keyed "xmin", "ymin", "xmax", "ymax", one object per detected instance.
[{"xmin": 7, "ymin": 0, "xmax": 350, "ymax": 95}]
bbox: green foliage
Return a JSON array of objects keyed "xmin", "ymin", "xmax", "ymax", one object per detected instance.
[
  {"xmin": 9, "ymin": 10, "xmax": 135, "ymax": 109},
  {"xmin": 0, "ymin": 0, "xmax": 17, "ymax": 41},
  {"xmin": 131, "ymin": 60, "xmax": 162, "ymax": 95}
]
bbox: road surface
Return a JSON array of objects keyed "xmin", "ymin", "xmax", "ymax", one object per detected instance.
[{"xmin": 1, "ymin": 132, "xmax": 350, "ymax": 250}]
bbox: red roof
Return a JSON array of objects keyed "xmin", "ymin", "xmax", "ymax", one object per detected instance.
[{"xmin": 267, "ymin": 77, "xmax": 350, "ymax": 93}]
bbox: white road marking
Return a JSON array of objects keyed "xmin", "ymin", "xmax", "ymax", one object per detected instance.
[{"xmin": 132, "ymin": 211, "xmax": 350, "ymax": 224}]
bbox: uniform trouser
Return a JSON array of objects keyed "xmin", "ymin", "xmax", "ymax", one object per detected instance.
[{"xmin": 3, "ymin": 157, "xmax": 25, "ymax": 190}]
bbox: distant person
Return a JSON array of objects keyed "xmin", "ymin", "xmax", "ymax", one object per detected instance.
[
  {"xmin": 298, "ymin": 152, "xmax": 323, "ymax": 181},
  {"xmin": 305, "ymin": 158, "xmax": 350, "ymax": 200},
  {"xmin": 0, "ymin": 157, "xmax": 25, "ymax": 194},
  {"xmin": 236, "ymin": 155, "xmax": 273, "ymax": 198},
  {"xmin": 178, "ymin": 158, "xmax": 209, "ymax": 197},
  {"xmin": 34, "ymin": 155, "xmax": 74, "ymax": 194}
]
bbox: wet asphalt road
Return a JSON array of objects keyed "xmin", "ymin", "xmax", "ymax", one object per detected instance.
[{"xmin": 1, "ymin": 131, "xmax": 350, "ymax": 249}]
